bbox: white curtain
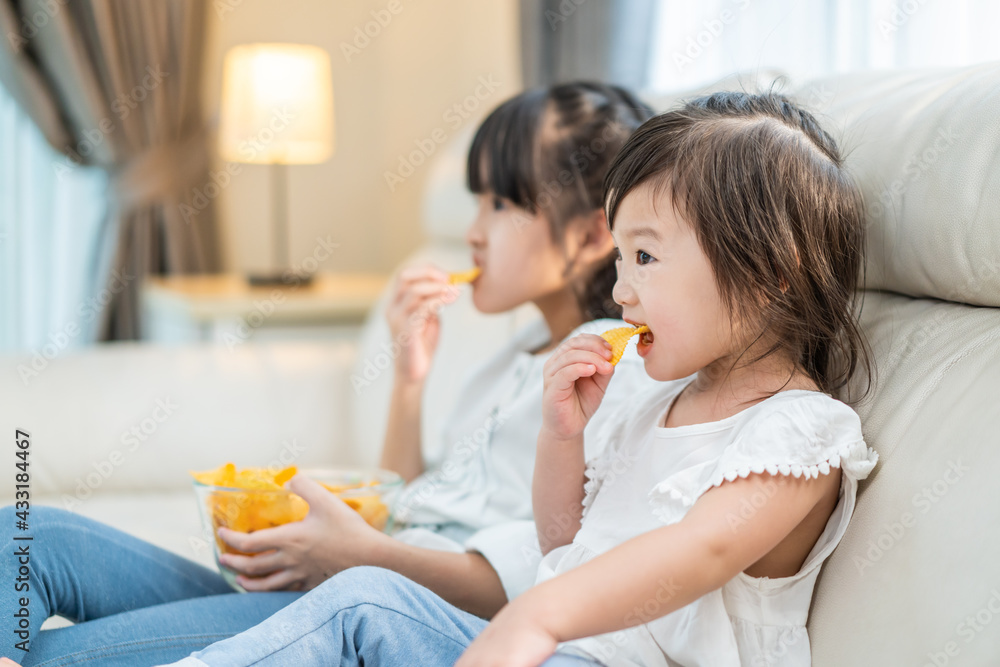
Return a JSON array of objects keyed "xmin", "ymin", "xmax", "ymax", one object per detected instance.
[
  {"xmin": 649, "ymin": 0, "xmax": 1000, "ymax": 93},
  {"xmin": 0, "ymin": 83, "xmax": 110, "ymax": 354}
]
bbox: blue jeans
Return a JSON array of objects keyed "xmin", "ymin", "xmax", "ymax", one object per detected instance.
[
  {"xmin": 1, "ymin": 506, "xmax": 303, "ymax": 666},
  {"xmin": 163, "ymin": 566, "xmax": 602, "ymax": 667}
]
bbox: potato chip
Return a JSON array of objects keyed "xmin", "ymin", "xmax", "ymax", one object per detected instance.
[
  {"xmin": 600, "ymin": 324, "xmax": 650, "ymax": 365},
  {"xmin": 448, "ymin": 267, "xmax": 481, "ymax": 285},
  {"xmin": 273, "ymin": 465, "xmax": 297, "ymax": 487}
]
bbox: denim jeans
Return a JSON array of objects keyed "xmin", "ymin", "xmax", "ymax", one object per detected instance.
[
  {"xmin": 1, "ymin": 506, "xmax": 302, "ymax": 666},
  {"xmin": 162, "ymin": 566, "xmax": 603, "ymax": 667}
]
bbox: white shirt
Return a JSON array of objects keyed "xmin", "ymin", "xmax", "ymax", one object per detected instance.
[
  {"xmin": 392, "ymin": 317, "xmax": 656, "ymax": 600},
  {"xmin": 537, "ymin": 375, "xmax": 879, "ymax": 667}
]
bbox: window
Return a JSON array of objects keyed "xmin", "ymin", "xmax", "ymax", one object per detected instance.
[
  {"xmin": 0, "ymin": 82, "xmax": 109, "ymax": 354},
  {"xmin": 648, "ymin": 0, "xmax": 1000, "ymax": 93}
]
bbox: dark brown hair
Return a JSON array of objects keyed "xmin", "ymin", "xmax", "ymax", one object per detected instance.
[
  {"xmin": 604, "ymin": 92, "xmax": 872, "ymax": 400},
  {"xmin": 467, "ymin": 82, "xmax": 653, "ymax": 320}
]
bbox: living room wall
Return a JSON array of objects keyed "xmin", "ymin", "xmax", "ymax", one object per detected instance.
[{"xmin": 201, "ymin": 0, "xmax": 522, "ymax": 276}]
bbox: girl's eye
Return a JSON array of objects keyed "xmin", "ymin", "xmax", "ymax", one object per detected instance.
[
  {"xmin": 492, "ymin": 196, "xmax": 505, "ymax": 211},
  {"xmin": 613, "ymin": 247, "xmax": 622, "ymax": 262},
  {"xmin": 636, "ymin": 250, "xmax": 655, "ymax": 265}
]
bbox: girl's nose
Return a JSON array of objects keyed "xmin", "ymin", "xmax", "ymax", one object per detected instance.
[
  {"xmin": 465, "ymin": 214, "xmax": 486, "ymax": 248},
  {"xmin": 612, "ymin": 273, "xmax": 635, "ymax": 307}
]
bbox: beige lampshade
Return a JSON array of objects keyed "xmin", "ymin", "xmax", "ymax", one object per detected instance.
[{"xmin": 218, "ymin": 43, "xmax": 334, "ymax": 165}]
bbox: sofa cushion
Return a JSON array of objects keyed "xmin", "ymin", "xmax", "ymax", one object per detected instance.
[
  {"xmin": 790, "ymin": 63, "xmax": 1000, "ymax": 307},
  {"xmin": 809, "ymin": 291, "xmax": 1000, "ymax": 664},
  {"xmin": 2, "ymin": 341, "xmax": 359, "ymax": 496}
]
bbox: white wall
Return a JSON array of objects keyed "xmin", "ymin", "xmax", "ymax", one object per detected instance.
[{"xmin": 201, "ymin": 0, "xmax": 522, "ymax": 275}]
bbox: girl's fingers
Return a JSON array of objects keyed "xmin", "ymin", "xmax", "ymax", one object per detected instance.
[
  {"xmin": 395, "ymin": 266, "xmax": 450, "ymax": 291},
  {"xmin": 398, "ymin": 291, "xmax": 456, "ymax": 324},
  {"xmin": 569, "ymin": 333, "xmax": 613, "ymax": 357},
  {"xmin": 217, "ymin": 526, "xmax": 283, "ymax": 554},
  {"xmin": 219, "ymin": 549, "xmax": 287, "ymax": 577},
  {"xmin": 392, "ymin": 282, "xmax": 452, "ymax": 310},
  {"xmin": 552, "ymin": 362, "xmax": 600, "ymax": 389},
  {"xmin": 546, "ymin": 349, "xmax": 613, "ymax": 383},
  {"xmin": 547, "ymin": 334, "xmax": 612, "ymax": 370},
  {"xmin": 236, "ymin": 568, "xmax": 300, "ymax": 592},
  {"xmin": 400, "ymin": 280, "xmax": 457, "ymax": 299},
  {"xmin": 397, "ymin": 264, "xmax": 448, "ymax": 281},
  {"xmin": 557, "ymin": 349, "xmax": 614, "ymax": 374}
]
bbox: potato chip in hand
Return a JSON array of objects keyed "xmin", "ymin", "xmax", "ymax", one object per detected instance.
[{"xmin": 600, "ymin": 325, "xmax": 650, "ymax": 365}]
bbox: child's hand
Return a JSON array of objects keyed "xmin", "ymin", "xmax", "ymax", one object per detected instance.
[
  {"xmin": 454, "ymin": 603, "xmax": 558, "ymax": 667},
  {"xmin": 540, "ymin": 333, "xmax": 615, "ymax": 442},
  {"xmin": 384, "ymin": 265, "xmax": 461, "ymax": 384},
  {"xmin": 216, "ymin": 475, "xmax": 391, "ymax": 592}
]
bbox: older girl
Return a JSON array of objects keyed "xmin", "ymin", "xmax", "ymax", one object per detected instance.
[{"xmin": 0, "ymin": 82, "xmax": 653, "ymax": 666}]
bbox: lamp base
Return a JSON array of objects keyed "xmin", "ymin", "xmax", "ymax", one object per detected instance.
[{"xmin": 247, "ymin": 271, "xmax": 314, "ymax": 288}]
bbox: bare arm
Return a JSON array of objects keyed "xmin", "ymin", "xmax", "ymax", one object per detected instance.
[
  {"xmin": 531, "ymin": 429, "xmax": 586, "ymax": 554},
  {"xmin": 377, "ymin": 265, "xmax": 459, "ymax": 482},
  {"xmin": 368, "ymin": 536, "xmax": 509, "ymax": 619},
  {"xmin": 532, "ymin": 333, "xmax": 615, "ymax": 554},
  {"xmin": 457, "ymin": 470, "xmax": 839, "ymax": 666}
]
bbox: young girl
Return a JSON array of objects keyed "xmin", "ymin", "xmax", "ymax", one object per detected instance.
[
  {"xmin": 152, "ymin": 91, "xmax": 880, "ymax": 667},
  {"xmin": 0, "ymin": 83, "xmax": 654, "ymax": 666}
]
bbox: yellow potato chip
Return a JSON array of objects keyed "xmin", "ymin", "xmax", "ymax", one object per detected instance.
[
  {"xmin": 448, "ymin": 267, "xmax": 481, "ymax": 285},
  {"xmin": 274, "ymin": 465, "xmax": 297, "ymax": 487},
  {"xmin": 600, "ymin": 325, "xmax": 650, "ymax": 365},
  {"xmin": 191, "ymin": 462, "xmax": 237, "ymax": 487}
]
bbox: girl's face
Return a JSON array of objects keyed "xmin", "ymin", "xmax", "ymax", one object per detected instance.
[
  {"xmin": 465, "ymin": 193, "xmax": 579, "ymax": 314},
  {"xmin": 611, "ymin": 183, "xmax": 737, "ymax": 382}
]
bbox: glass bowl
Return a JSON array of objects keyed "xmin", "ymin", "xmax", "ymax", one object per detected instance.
[{"xmin": 192, "ymin": 467, "xmax": 404, "ymax": 591}]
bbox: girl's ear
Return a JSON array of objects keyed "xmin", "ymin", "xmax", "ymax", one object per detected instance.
[{"xmin": 571, "ymin": 209, "xmax": 616, "ymax": 264}]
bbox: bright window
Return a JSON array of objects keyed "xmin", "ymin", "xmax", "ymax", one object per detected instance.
[
  {"xmin": 0, "ymin": 82, "xmax": 109, "ymax": 354},
  {"xmin": 648, "ymin": 0, "xmax": 1000, "ymax": 93}
]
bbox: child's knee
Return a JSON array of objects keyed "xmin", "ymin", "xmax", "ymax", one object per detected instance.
[
  {"xmin": 320, "ymin": 566, "xmax": 426, "ymax": 608},
  {"xmin": 328, "ymin": 566, "xmax": 410, "ymax": 594}
]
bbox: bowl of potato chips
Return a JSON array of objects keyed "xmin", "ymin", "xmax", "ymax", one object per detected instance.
[{"xmin": 191, "ymin": 463, "xmax": 403, "ymax": 590}]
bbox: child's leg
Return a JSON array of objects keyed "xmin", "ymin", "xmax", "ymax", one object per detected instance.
[
  {"xmin": 159, "ymin": 567, "xmax": 607, "ymax": 667},
  {"xmin": 0, "ymin": 505, "xmax": 233, "ymax": 663},
  {"xmin": 20, "ymin": 591, "xmax": 301, "ymax": 666},
  {"xmin": 161, "ymin": 566, "xmax": 490, "ymax": 666}
]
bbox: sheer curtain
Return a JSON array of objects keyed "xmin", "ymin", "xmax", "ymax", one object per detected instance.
[
  {"xmin": 0, "ymin": 83, "xmax": 110, "ymax": 354},
  {"xmin": 648, "ymin": 0, "xmax": 1000, "ymax": 93}
]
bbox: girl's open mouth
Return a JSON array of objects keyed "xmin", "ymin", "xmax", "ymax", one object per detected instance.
[{"xmin": 636, "ymin": 327, "xmax": 654, "ymax": 357}]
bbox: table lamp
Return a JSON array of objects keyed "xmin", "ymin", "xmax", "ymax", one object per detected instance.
[{"xmin": 218, "ymin": 43, "xmax": 334, "ymax": 286}]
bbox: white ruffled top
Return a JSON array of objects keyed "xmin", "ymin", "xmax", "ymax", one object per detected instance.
[{"xmin": 536, "ymin": 375, "xmax": 879, "ymax": 667}]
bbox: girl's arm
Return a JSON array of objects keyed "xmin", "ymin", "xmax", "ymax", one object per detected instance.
[
  {"xmin": 532, "ymin": 334, "xmax": 615, "ymax": 554},
  {"xmin": 457, "ymin": 469, "xmax": 840, "ymax": 667},
  {"xmin": 531, "ymin": 429, "xmax": 586, "ymax": 554},
  {"xmin": 377, "ymin": 265, "xmax": 460, "ymax": 481},
  {"xmin": 368, "ymin": 536, "xmax": 509, "ymax": 618}
]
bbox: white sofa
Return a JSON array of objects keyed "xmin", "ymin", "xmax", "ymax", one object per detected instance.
[{"xmin": 2, "ymin": 64, "xmax": 999, "ymax": 664}]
